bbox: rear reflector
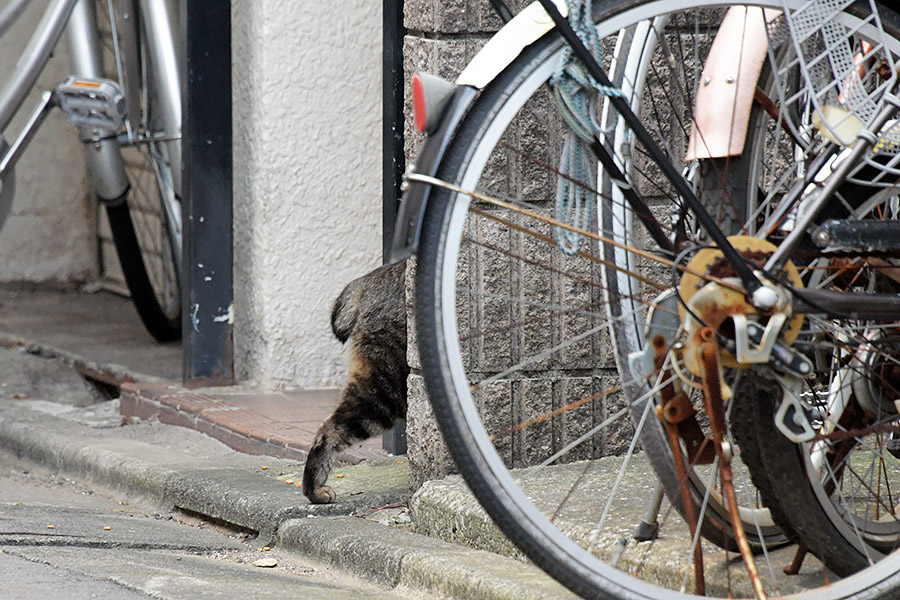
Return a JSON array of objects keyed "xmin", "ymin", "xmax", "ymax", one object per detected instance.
[
  {"xmin": 411, "ymin": 72, "xmax": 457, "ymax": 134},
  {"xmin": 412, "ymin": 74, "xmax": 427, "ymax": 133}
]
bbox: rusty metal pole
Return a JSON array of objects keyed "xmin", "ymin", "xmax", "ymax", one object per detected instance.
[
  {"xmin": 653, "ymin": 335, "xmax": 707, "ymax": 595},
  {"xmin": 697, "ymin": 327, "xmax": 768, "ymax": 600}
]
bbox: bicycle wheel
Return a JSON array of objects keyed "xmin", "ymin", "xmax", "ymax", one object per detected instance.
[
  {"xmin": 94, "ymin": 0, "xmax": 181, "ymax": 342},
  {"xmin": 736, "ymin": 182, "xmax": 900, "ymax": 576},
  {"xmin": 414, "ymin": 0, "xmax": 900, "ymax": 597},
  {"xmin": 745, "ymin": 365, "xmax": 900, "ymax": 578},
  {"xmin": 693, "ymin": 1, "xmax": 900, "ymax": 578}
]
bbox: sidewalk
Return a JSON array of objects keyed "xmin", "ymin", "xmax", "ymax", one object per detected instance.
[
  {"xmin": 0, "ymin": 284, "xmax": 384, "ymax": 463},
  {"xmin": 0, "ymin": 284, "xmax": 577, "ymax": 599},
  {"xmin": 120, "ymin": 383, "xmax": 385, "ymax": 464},
  {"xmin": 0, "ymin": 284, "xmax": 824, "ymax": 599}
]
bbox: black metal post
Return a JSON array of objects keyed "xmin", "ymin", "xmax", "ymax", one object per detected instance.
[
  {"xmin": 383, "ymin": 0, "xmax": 405, "ymax": 262},
  {"xmin": 382, "ymin": 0, "xmax": 407, "ymax": 455},
  {"xmin": 181, "ymin": 0, "xmax": 234, "ymax": 387}
]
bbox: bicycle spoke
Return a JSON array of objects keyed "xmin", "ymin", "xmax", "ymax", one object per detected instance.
[
  {"xmin": 592, "ymin": 396, "xmax": 656, "ymax": 542},
  {"xmin": 414, "ymin": 1, "xmax": 900, "ymax": 597}
]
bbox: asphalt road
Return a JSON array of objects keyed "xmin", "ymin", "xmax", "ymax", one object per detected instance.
[
  {"xmin": 0, "ymin": 345, "xmax": 414, "ymax": 600},
  {"xmin": 1, "ymin": 551, "xmax": 151, "ymax": 600},
  {"xmin": 0, "ymin": 451, "xmax": 415, "ymax": 599}
]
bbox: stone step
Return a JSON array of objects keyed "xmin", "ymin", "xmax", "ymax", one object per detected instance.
[{"xmin": 410, "ymin": 454, "xmax": 829, "ymax": 597}]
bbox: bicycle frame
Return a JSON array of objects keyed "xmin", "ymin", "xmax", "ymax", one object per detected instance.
[
  {"xmin": 0, "ymin": 0, "xmax": 181, "ymax": 207},
  {"xmin": 395, "ymin": 0, "xmax": 900, "ymax": 322},
  {"xmin": 0, "ymin": 0, "xmax": 75, "ymax": 132}
]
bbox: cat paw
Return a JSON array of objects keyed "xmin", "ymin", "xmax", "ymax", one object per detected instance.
[{"xmin": 306, "ymin": 485, "xmax": 336, "ymax": 504}]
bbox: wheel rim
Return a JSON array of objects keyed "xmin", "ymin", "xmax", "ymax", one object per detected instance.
[{"xmin": 423, "ymin": 0, "xmax": 900, "ymax": 597}]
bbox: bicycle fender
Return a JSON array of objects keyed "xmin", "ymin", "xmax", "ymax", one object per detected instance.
[
  {"xmin": 390, "ymin": 85, "xmax": 478, "ymax": 263},
  {"xmin": 457, "ymin": 0, "xmax": 568, "ymax": 89},
  {"xmin": 389, "ymin": 0, "xmax": 569, "ymax": 263},
  {"xmin": 684, "ymin": 7, "xmax": 778, "ymax": 160}
]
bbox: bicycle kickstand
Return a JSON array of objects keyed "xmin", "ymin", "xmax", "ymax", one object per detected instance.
[
  {"xmin": 633, "ymin": 480, "xmax": 664, "ymax": 542},
  {"xmin": 697, "ymin": 327, "xmax": 768, "ymax": 600}
]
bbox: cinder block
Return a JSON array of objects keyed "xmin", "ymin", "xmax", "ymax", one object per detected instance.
[
  {"xmin": 404, "ymin": 0, "xmax": 435, "ymax": 31},
  {"xmin": 406, "ymin": 374, "xmax": 456, "ymax": 490}
]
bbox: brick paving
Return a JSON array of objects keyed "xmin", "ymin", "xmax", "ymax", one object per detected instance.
[
  {"xmin": 120, "ymin": 382, "xmax": 386, "ymax": 464},
  {"xmin": 0, "ymin": 284, "xmax": 388, "ymax": 466}
]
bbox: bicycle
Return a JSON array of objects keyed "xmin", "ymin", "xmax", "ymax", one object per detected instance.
[
  {"xmin": 396, "ymin": 0, "xmax": 900, "ymax": 598},
  {"xmin": 0, "ymin": 0, "xmax": 182, "ymax": 342}
]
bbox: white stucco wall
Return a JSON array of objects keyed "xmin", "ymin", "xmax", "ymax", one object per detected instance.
[
  {"xmin": 0, "ymin": 2, "xmax": 93, "ymax": 282},
  {"xmin": 232, "ymin": 2, "xmax": 384, "ymax": 388}
]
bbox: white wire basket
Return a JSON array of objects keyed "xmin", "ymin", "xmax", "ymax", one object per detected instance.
[{"xmin": 772, "ymin": 0, "xmax": 899, "ymax": 185}]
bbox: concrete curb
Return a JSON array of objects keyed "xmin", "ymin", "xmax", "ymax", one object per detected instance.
[
  {"xmin": 411, "ymin": 473, "xmax": 523, "ymax": 560},
  {"xmin": 0, "ymin": 332, "xmax": 164, "ymax": 386},
  {"xmin": 0, "ymin": 405, "xmax": 575, "ymax": 599},
  {"xmin": 278, "ymin": 517, "xmax": 577, "ymax": 599},
  {"xmin": 163, "ymin": 468, "xmax": 408, "ymax": 540},
  {"xmin": 0, "ymin": 406, "xmax": 407, "ymax": 533},
  {"xmin": 0, "ymin": 408, "xmax": 175, "ymax": 500}
]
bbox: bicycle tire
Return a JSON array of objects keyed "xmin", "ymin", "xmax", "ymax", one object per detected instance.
[
  {"xmin": 95, "ymin": 0, "xmax": 181, "ymax": 342},
  {"xmin": 414, "ymin": 0, "xmax": 900, "ymax": 597},
  {"xmin": 741, "ymin": 372, "xmax": 881, "ymax": 577},
  {"xmin": 105, "ymin": 201, "xmax": 180, "ymax": 341},
  {"xmin": 696, "ymin": 0, "xmax": 900, "ymax": 578}
]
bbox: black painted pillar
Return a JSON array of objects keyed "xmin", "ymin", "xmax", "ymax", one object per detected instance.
[
  {"xmin": 382, "ymin": 0, "xmax": 407, "ymax": 454},
  {"xmin": 181, "ymin": 0, "xmax": 234, "ymax": 386}
]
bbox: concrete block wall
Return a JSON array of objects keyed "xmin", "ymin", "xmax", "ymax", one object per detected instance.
[
  {"xmin": 403, "ymin": 0, "xmax": 629, "ymax": 490},
  {"xmin": 403, "ymin": 0, "xmax": 520, "ymax": 490}
]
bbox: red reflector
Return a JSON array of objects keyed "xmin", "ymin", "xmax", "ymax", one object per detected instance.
[{"xmin": 412, "ymin": 74, "xmax": 427, "ymax": 133}]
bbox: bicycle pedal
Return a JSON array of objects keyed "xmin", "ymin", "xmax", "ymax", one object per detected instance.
[
  {"xmin": 56, "ymin": 76, "xmax": 126, "ymax": 131},
  {"xmin": 813, "ymin": 219, "xmax": 900, "ymax": 253}
]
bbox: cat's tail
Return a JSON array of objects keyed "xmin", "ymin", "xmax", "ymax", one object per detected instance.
[{"xmin": 330, "ymin": 281, "xmax": 361, "ymax": 344}]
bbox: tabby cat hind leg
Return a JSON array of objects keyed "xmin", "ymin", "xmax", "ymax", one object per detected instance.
[{"xmin": 302, "ymin": 262, "xmax": 407, "ymax": 504}]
